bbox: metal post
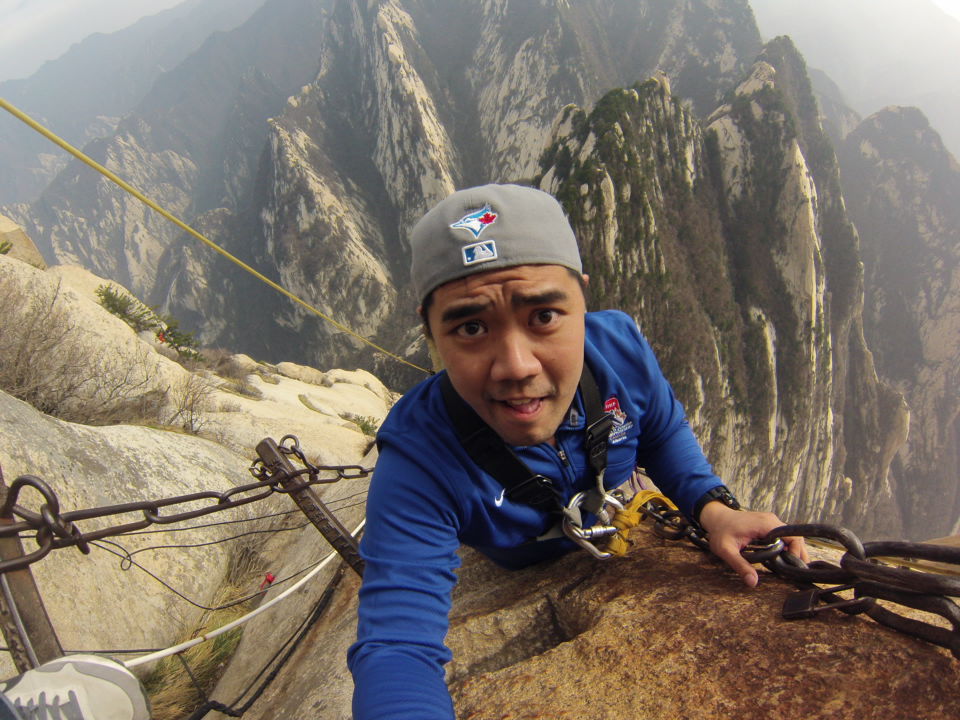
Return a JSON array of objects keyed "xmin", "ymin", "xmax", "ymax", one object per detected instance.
[
  {"xmin": 0, "ymin": 468, "xmax": 63, "ymax": 672},
  {"xmin": 255, "ymin": 439, "xmax": 365, "ymax": 576}
]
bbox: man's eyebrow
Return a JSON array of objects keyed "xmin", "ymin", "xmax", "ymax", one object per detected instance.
[
  {"xmin": 440, "ymin": 300, "xmax": 492, "ymax": 324},
  {"xmin": 511, "ymin": 289, "xmax": 569, "ymax": 308},
  {"xmin": 439, "ymin": 289, "xmax": 570, "ymax": 324}
]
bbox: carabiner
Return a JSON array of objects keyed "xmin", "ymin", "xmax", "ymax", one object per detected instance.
[
  {"xmin": 740, "ymin": 537, "xmax": 786, "ymax": 564},
  {"xmin": 562, "ymin": 491, "xmax": 624, "ymax": 559}
]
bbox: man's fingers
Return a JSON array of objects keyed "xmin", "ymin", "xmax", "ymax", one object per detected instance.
[
  {"xmin": 714, "ymin": 540, "xmax": 760, "ymax": 588},
  {"xmin": 783, "ymin": 535, "xmax": 809, "ymax": 563}
]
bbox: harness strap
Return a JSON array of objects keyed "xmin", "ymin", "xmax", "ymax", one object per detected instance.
[
  {"xmin": 440, "ymin": 358, "xmax": 612, "ymax": 514},
  {"xmin": 580, "ymin": 361, "xmax": 614, "ymax": 515},
  {"xmin": 440, "ymin": 374, "xmax": 560, "ymax": 509}
]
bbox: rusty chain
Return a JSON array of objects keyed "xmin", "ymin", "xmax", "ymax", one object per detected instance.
[
  {"xmin": 6, "ymin": 443, "xmax": 957, "ymax": 660},
  {"xmin": 0, "ymin": 435, "xmax": 372, "ymax": 575},
  {"xmin": 638, "ymin": 499, "xmax": 960, "ymax": 659}
]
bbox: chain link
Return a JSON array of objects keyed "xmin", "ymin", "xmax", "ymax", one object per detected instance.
[
  {"xmin": 635, "ymin": 500, "xmax": 960, "ymax": 659},
  {"xmin": 6, "ymin": 450, "xmax": 957, "ymax": 660},
  {"xmin": 0, "ymin": 437, "xmax": 372, "ymax": 575}
]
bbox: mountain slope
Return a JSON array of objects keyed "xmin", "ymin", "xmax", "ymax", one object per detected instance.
[
  {"xmin": 536, "ymin": 38, "xmax": 904, "ymax": 536},
  {"xmin": 840, "ymin": 106, "xmax": 960, "ymax": 537},
  {"xmin": 750, "ymin": 0, "xmax": 960, "ymax": 159},
  {"xmin": 9, "ymin": 0, "xmax": 766, "ymax": 378},
  {"xmin": 235, "ymin": 0, "xmax": 764, "ymax": 378},
  {"xmin": 0, "ymin": 0, "xmax": 266, "ymax": 205},
  {"xmin": 6, "ymin": 0, "xmax": 329, "ymax": 302},
  {"xmin": 7, "ymin": 0, "xmax": 954, "ymax": 536}
]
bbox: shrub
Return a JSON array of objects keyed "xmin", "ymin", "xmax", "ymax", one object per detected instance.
[
  {"xmin": 96, "ymin": 284, "xmax": 204, "ymax": 364},
  {"xmin": 96, "ymin": 284, "xmax": 160, "ymax": 333},
  {"xmin": 0, "ymin": 240, "xmax": 11, "ymax": 255},
  {"xmin": 345, "ymin": 414, "xmax": 380, "ymax": 437},
  {"xmin": 0, "ymin": 274, "xmax": 158, "ymax": 424},
  {"xmin": 201, "ymin": 348, "xmax": 242, "ymax": 378},
  {"xmin": 218, "ymin": 377, "xmax": 263, "ymax": 400},
  {"xmin": 165, "ymin": 373, "xmax": 214, "ymax": 434},
  {"xmin": 156, "ymin": 315, "xmax": 204, "ymax": 364}
]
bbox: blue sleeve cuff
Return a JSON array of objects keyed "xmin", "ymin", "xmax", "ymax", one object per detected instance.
[{"xmin": 350, "ymin": 645, "xmax": 455, "ymax": 720}]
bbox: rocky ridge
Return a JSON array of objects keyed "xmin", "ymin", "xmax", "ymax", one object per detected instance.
[
  {"xmin": 4, "ymin": 0, "xmax": 764, "ymax": 379},
  {"xmin": 840, "ymin": 106, "xmax": 960, "ymax": 538},
  {"xmin": 5, "ymin": 0, "xmax": 331, "ymax": 309},
  {"xmin": 0, "ymin": 249, "xmax": 390, "ymax": 678},
  {"xmin": 250, "ymin": 0, "xmax": 763, "ymax": 378},
  {"xmin": 2, "ymin": 0, "xmax": 957, "ymax": 551},
  {"xmin": 536, "ymin": 39, "xmax": 904, "ymax": 537},
  {"xmin": 0, "ymin": 213, "xmax": 45, "ymax": 269},
  {"xmin": 0, "ymin": 0, "xmax": 267, "ymax": 205}
]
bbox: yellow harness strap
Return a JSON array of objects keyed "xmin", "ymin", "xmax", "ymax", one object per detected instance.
[{"xmin": 607, "ymin": 490, "xmax": 678, "ymax": 557}]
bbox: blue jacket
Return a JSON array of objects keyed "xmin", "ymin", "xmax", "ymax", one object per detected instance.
[{"xmin": 348, "ymin": 310, "xmax": 722, "ymax": 719}]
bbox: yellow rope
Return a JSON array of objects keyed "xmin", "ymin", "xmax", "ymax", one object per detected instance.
[
  {"xmin": 0, "ymin": 97, "xmax": 431, "ymax": 375},
  {"xmin": 607, "ymin": 490, "xmax": 678, "ymax": 557}
]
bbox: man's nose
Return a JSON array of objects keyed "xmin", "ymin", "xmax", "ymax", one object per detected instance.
[{"xmin": 490, "ymin": 329, "xmax": 541, "ymax": 382}]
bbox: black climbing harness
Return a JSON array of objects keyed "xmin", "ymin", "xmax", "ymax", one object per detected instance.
[{"xmin": 440, "ymin": 358, "xmax": 625, "ymax": 558}]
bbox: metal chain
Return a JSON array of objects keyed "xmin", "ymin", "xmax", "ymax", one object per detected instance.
[
  {"xmin": 637, "ymin": 500, "xmax": 960, "ymax": 659},
  {"xmin": 0, "ymin": 437, "xmax": 372, "ymax": 575},
  {"xmin": 9, "ymin": 447, "xmax": 956, "ymax": 659}
]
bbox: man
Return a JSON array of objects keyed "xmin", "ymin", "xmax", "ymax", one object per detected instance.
[{"xmin": 348, "ymin": 184, "xmax": 806, "ymax": 719}]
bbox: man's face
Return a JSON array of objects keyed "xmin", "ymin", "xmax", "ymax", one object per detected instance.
[{"xmin": 426, "ymin": 264, "xmax": 587, "ymax": 446}]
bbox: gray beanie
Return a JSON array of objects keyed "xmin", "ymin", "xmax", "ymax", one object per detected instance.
[{"xmin": 410, "ymin": 183, "xmax": 582, "ymax": 303}]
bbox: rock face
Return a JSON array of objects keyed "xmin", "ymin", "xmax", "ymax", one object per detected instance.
[
  {"xmin": 839, "ymin": 106, "xmax": 960, "ymax": 538},
  {"xmin": 7, "ymin": 2, "xmax": 954, "ymax": 537},
  {"xmin": 5, "ymin": 0, "xmax": 763, "ymax": 378},
  {"xmin": 0, "ymin": 389, "xmax": 249, "ymax": 678},
  {"xmin": 0, "ymin": 250, "xmax": 391, "ymax": 462},
  {"xmin": 537, "ymin": 39, "xmax": 906, "ymax": 538},
  {"xmin": 0, "ymin": 214, "xmax": 45, "ymax": 268},
  {"xmin": 447, "ymin": 533, "xmax": 958, "ymax": 720},
  {"xmin": 231, "ymin": 0, "xmax": 763, "ymax": 378},
  {"xmin": 5, "ymin": 0, "xmax": 330, "ymax": 308},
  {"xmin": 205, "ymin": 530, "xmax": 959, "ymax": 720},
  {"xmin": 0, "ymin": 249, "xmax": 391, "ymax": 678},
  {"xmin": 204, "ymin": 459, "xmax": 371, "ymax": 720}
]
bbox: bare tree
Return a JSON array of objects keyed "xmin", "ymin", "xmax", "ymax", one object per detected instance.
[{"xmin": 0, "ymin": 272, "xmax": 165, "ymax": 425}]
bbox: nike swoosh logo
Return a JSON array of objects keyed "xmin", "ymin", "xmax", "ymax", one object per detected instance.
[{"xmin": 495, "ymin": 488, "xmax": 506, "ymax": 507}]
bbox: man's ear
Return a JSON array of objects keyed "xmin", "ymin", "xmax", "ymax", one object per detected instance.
[
  {"xmin": 425, "ymin": 333, "xmax": 444, "ymax": 372},
  {"xmin": 582, "ymin": 273, "xmax": 590, "ymax": 287}
]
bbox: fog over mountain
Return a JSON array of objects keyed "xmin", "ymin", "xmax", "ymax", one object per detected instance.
[
  {"xmin": 0, "ymin": 0, "xmax": 192, "ymax": 81},
  {"xmin": 0, "ymin": 0, "xmax": 267, "ymax": 204},
  {"xmin": 751, "ymin": 0, "xmax": 960, "ymax": 160},
  {"xmin": 2, "ymin": 0, "xmax": 959, "ymax": 542}
]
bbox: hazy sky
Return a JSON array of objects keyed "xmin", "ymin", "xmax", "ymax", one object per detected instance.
[
  {"xmin": 2, "ymin": 0, "xmax": 960, "ymax": 83},
  {"xmin": 931, "ymin": 0, "xmax": 960, "ymax": 20},
  {"xmin": 0, "ymin": 0, "xmax": 187, "ymax": 81}
]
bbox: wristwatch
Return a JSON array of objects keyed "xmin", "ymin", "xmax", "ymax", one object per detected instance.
[{"xmin": 693, "ymin": 485, "xmax": 741, "ymax": 524}]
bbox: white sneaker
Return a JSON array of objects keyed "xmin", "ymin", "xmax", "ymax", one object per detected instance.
[{"xmin": 0, "ymin": 655, "xmax": 150, "ymax": 720}]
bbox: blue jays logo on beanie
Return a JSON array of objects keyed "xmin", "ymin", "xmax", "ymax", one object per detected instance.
[
  {"xmin": 451, "ymin": 205, "xmax": 500, "ymax": 267},
  {"xmin": 450, "ymin": 205, "xmax": 498, "ymax": 238},
  {"xmin": 410, "ymin": 183, "xmax": 582, "ymax": 303}
]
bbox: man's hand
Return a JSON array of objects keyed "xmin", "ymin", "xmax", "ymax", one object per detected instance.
[{"xmin": 697, "ymin": 501, "xmax": 808, "ymax": 587}]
